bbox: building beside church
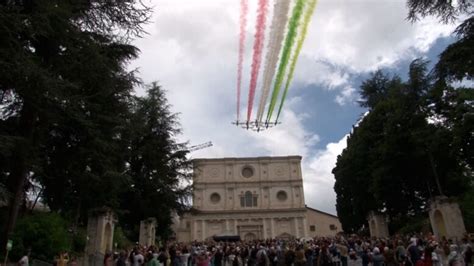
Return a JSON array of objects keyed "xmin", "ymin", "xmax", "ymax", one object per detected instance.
[{"xmin": 174, "ymin": 156, "xmax": 341, "ymax": 241}]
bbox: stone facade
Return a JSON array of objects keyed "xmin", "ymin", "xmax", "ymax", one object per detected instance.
[
  {"xmin": 306, "ymin": 207, "xmax": 341, "ymax": 237},
  {"xmin": 139, "ymin": 218, "xmax": 157, "ymax": 246},
  {"xmin": 429, "ymin": 196, "xmax": 466, "ymax": 241},
  {"xmin": 175, "ymin": 156, "xmax": 309, "ymax": 241},
  {"xmin": 367, "ymin": 211, "xmax": 389, "ymax": 238},
  {"xmin": 84, "ymin": 211, "xmax": 116, "ymax": 266}
]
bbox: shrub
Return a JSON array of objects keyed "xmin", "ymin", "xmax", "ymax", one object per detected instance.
[{"xmin": 11, "ymin": 212, "xmax": 71, "ymax": 261}]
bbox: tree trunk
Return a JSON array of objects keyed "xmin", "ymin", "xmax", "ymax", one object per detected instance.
[{"xmin": 0, "ymin": 102, "xmax": 36, "ymax": 254}]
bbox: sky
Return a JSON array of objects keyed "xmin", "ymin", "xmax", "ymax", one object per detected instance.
[{"xmin": 129, "ymin": 0, "xmax": 459, "ymax": 215}]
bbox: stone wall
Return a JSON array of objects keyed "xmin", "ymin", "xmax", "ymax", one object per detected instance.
[
  {"xmin": 306, "ymin": 207, "xmax": 341, "ymax": 237},
  {"xmin": 367, "ymin": 212, "xmax": 389, "ymax": 238},
  {"xmin": 182, "ymin": 210, "xmax": 307, "ymax": 241},
  {"xmin": 84, "ymin": 211, "xmax": 116, "ymax": 266},
  {"xmin": 192, "ymin": 156, "xmax": 305, "ymax": 212},
  {"xmin": 429, "ymin": 196, "xmax": 466, "ymax": 241},
  {"xmin": 139, "ymin": 218, "xmax": 157, "ymax": 247},
  {"xmin": 177, "ymin": 156, "xmax": 309, "ymax": 241}
]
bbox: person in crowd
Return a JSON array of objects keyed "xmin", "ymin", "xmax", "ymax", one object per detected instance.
[
  {"xmin": 268, "ymin": 246, "xmax": 278, "ymax": 266},
  {"xmin": 361, "ymin": 247, "xmax": 370, "ymax": 266},
  {"xmin": 385, "ymin": 245, "xmax": 397, "ymax": 266},
  {"xmin": 464, "ymin": 244, "xmax": 472, "ymax": 266},
  {"xmin": 317, "ymin": 245, "xmax": 332, "ymax": 266},
  {"xmin": 448, "ymin": 244, "xmax": 463, "ymax": 266},
  {"xmin": 284, "ymin": 245, "xmax": 296, "ymax": 266},
  {"xmin": 117, "ymin": 251, "xmax": 129, "ymax": 266},
  {"xmin": 119, "ymin": 233, "xmax": 472, "ymax": 266},
  {"xmin": 294, "ymin": 245, "xmax": 306, "ymax": 266},
  {"xmin": 56, "ymin": 251, "xmax": 69, "ymax": 266},
  {"xmin": 337, "ymin": 241, "xmax": 348, "ymax": 266},
  {"xmin": 104, "ymin": 252, "xmax": 114, "ymax": 266},
  {"xmin": 409, "ymin": 238, "xmax": 422, "ymax": 266},
  {"xmin": 147, "ymin": 251, "xmax": 160, "ymax": 266},
  {"xmin": 134, "ymin": 249, "xmax": 145, "ymax": 266},
  {"xmin": 372, "ymin": 247, "xmax": 385, "ymax": 266},
  {"xmin": 18, "ymin": 248, "xmax": 31, "ymax": 266},
  {"xmin": 196, "ymin": 251, "xmax": 211, "ymax": 266}
]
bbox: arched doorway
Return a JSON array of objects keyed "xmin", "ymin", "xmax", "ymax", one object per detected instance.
[
  {"xmin": 433, "ymin": 210, "xmax": 447, "ymax": 238},
  {"xmin": 244, "ymin": 232, "xmax": 257, "ymax": 241},
  {"xmin": 103, "ymin": 223, "xmax": 112, "ymax": 253}
]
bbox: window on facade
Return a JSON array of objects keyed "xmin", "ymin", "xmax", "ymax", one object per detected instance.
[
  {"xmin": 240, "ymin": 191, "xmax": 257, "ymax": 207},
  {"xmin": 210, "ymin": 193, "xmax": 221, "ymax": 204},
  {"xmin": 329, "ymin": 224, "xmax": 337, "ymax": 231},
  {"xmin": 310, "ymin": 225, "xmax": 316, "ymax": 232},
  {"xmin": 277, "ymin": 190, "xmax": 288, "ymax": 201}
]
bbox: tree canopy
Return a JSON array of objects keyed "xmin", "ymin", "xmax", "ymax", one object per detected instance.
[
  {"xmin": 0, "ymin": 1, "xmax": 190, "ymax": 250},
  {"xmin": 333, "ymin": 0, "xmax": 474, "ymax": 234},
  {"xmin": 118, "ymin": 83, "xmax": 191, "ymax": 240},
  {"xmin": 334, "ymin": 59, "xmax": 472, "ymax": 233}
]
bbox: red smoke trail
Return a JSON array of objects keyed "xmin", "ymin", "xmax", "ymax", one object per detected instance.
[
  {"xmin": 246, "ymin": 0, "xmax": 269, "ymax": 122},
  {"xmin": 236, "ymin": 0, "xmax": 248, "ymax": 122}
]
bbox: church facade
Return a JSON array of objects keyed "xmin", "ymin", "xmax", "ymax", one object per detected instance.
[{"xmin": 174, "ymin": 156, "xmax": 340, "ymax": 242}]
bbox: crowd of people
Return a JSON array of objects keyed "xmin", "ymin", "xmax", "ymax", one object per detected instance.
[{"xmin": 109, "ymin": 234, "xmax": 473, "ymax": 266}]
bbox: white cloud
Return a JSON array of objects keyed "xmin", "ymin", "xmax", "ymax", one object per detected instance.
[
  {"xmin": 335, "ymin": 86, "xmax": 358, "ymax": 106},
  {"xmin": 291, "ymin": 0, "xmax": 457, "ymax": 105},
  {"xmin": 301, "ymin": 0, "xmax": 456, "ymax": 72},
  {"xmin": 303, "ymin": 135, "xmax": 349, "ymax": 214},
  {"xmin": 190, "ymin": 97, "xmax": 319, "ymax": 159},
  {"xmin": 130, "ymin": 0, "xmax": 456, "ymax": 214}
]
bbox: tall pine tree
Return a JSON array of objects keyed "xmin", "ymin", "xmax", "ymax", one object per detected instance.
[
  {"xmin": 119, "ymin": 83, "xmax": 191, "ymax": 240},
  {"xmin": 0, "ymin": 0, "xmax": 150, "ymax": 249}
]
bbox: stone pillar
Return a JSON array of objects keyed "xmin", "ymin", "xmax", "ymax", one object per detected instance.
[
  {"xmin": 429, "ymin": 196, "xmax": 466, "ymax": 241},
  {"xmin": 302, "ymin": 217, "xmax": 308, "ymax": 238},
  {"xmin": 263, "ymin": 218, "xmax": 267, "ymax": 239},
  {"xmin": 85, "ymin": 210, "xmax": 116, "ymax": 266},
  {"xmin": 233, "ymin": 219, "xmax": 238, "ymax": 235},
  {"xmin": 192, "ymin": 220, "xmax": 197, "ymax": 241},
  {"xmin": 271, "ymin": 218, "xmax": 275, "ymax": 238},
  {"xmin": 201, "ymin": 220, "xmax": 206, "ymax": 240},
  {"xmin": 139, "ymin": 218, "xmax": 157, "ymax": 247},
  {"xmin": 367, "ymin": 211, "xmax": 389, "ymax": 238},
  {"xmin": 293, "ymin": 217, "xmax": 299, "ymax": 238}
]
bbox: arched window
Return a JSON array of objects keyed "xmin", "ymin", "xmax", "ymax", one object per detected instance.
[
  {"xmin": 240, "ymin": 191, "xmax": 257, "ymax": 207},
  {"xmin": 245, "ymin": 191, "xmax": 253, "ymax": 206}
]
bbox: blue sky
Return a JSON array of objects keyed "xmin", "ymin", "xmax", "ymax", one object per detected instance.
[
  {"xmin": 130, "ymin": 0, "xmax": 459, "ymax": 214},
  {"xmin": 291, "ymin": 36, "xmax": 455, "ymax": 150}
]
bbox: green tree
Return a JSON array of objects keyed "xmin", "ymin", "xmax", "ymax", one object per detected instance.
[
  {"xmin": 119, "ymin": 83, "xmax": 191, "ymax": 240},
  {"xmin": 333, "ymin": 60, "xmax": 471, "ymax": 232},
  {"xmin": 0, "ymin": 0, "xmax": 150, "ymax": 249},
  {"xmin": 406, "ymin": 0, "xmax": 472, "ymax": 23},
  {"xmin": 10, "ymin": 212, "xmax": 70, "ymax": 262},
  {"xmin": 334, "ymin": 0, "xmax": 474, "ymax": 230}
]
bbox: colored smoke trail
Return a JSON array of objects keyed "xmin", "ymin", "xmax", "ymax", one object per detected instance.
[
  {"xmin": 266, "ymin": 0, "xmax": 305, "ymax": 122},
  {"xmin": 236, "ymin": 0, "xmax": 248, "ymax": 122},
  {"xmin": 256, "ymin": 0, "xmax": 292, "ymax": 124},
  {"xmin": 276, "ymin": 0, "xmax": 318, "ymax": 121},
  {"xmin": 246, "ymin": 0, "xmax": 269, "ymax": 122}
]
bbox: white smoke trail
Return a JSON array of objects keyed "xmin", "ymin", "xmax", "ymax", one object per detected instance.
[{"xmin": 256, "ymin": 0, "xmax": 292, "ymax": 124}]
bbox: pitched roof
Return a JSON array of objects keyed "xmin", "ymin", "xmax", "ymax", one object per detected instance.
[{"xmin": 305, "ymin": 205, "xmax": 339, "ymax": 218}]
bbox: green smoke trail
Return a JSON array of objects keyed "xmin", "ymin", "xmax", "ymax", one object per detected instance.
[
  {"xmin": 276, "ymin": 0, "xmax": 318, "ymax": 121},
  {"xmin": 266, "ymin": 0, "xmax": 306, "ymax": 122}
]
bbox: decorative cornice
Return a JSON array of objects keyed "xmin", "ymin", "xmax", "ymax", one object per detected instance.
[
  {"xmin": 192, "ymin": 155, "xmax": 302, "ymax": 164},
  {"xmin": 187, "ymin": 208, "xmax": 307, "ymax": 216},
  {"xmin": 194, "ymin": 180, "xmax": 303, "ymax": 186}
]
